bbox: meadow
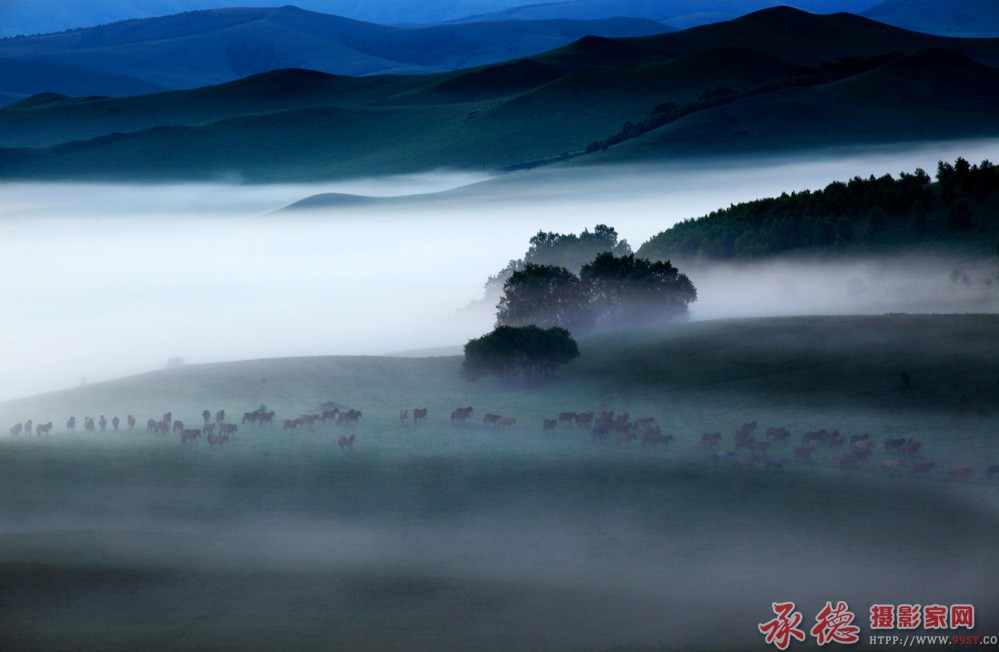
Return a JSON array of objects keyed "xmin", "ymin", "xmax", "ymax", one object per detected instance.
[{"xmin": 2, "ymin": 315, "xmax": 997, "ymax": 650}]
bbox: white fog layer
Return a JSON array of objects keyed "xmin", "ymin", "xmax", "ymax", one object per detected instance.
[{"xmin": 2, "ymin": 140, "xmax": 998, "ymax": 401}]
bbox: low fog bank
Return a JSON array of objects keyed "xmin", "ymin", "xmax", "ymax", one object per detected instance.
[
  {"xmin": 689, "ymin": 255, "xmax": 999, "ymax": 320},
  {"xmin": 1, "ymin": 452, "xmax": 997, "ymax": 649},
  {"xmin": 3, "ymin": 140, "xmax": 998, "ymax": 400}
]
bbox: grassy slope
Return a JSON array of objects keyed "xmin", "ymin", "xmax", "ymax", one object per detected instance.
[
  {"xmin": 2, "ymin": 8, "xmax": 999, "ymax": 180},
  {"xmin": 1, "ymin": 314, "xmax": 997, "ymax": 650}
]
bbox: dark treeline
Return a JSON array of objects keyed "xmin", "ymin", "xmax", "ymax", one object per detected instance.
[
  {"xmin": 463, "ymin": 325, "xmax": 579, "ymax": 384},
  {"xmin": 638, "ymin": 158, "xmax": 999, "ymax": 262},
  {"xmin": 485, "ymin": 224, "xmax": 631, "ymax": 296},
  {"xmin": 586, "ymin": 51, "xmax": 904, "ymax": 155}
]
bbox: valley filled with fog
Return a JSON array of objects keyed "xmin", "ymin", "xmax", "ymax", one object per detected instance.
[{"xmin": 2, "ymin": 139, "xmax": 998, "ymax": 401}]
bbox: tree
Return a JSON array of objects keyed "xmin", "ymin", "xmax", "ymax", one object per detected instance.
[
  {"xmin": 496, "ymin": 263, "xmax": 594, "ymax": 333},
  {"xmin": 462, "ymin": 325, "xmax": 580, "ymax": 384},
  {"xmin": 579, "ymin": 252, "xmax": 697, "ymax": 328}
]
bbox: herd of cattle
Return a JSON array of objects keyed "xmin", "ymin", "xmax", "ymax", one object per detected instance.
[{"xmin": 6, "ymin": 405, "xmax": 997, "ymax": 481}]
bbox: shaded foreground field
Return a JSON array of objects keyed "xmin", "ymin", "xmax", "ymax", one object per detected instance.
[{"xmin": 1, "ymin": 315, "xmax": 997, "ymax": 651}]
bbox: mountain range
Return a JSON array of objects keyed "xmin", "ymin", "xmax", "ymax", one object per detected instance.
[{"xmin": 1, "ymin": 7, "xmax": 997, "ymax": 182}]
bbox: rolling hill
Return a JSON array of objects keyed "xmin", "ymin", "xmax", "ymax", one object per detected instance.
[
  {"xmin": 0, "ymin": 5, "xmax": 671, "ymax": 101},
  {"xmin": 862, "ymin": 0, "xmax": 999, "ymax": 38},
  {"xmin": 1, "ymin": 7, "xmax": 998, "ymax": 181}
]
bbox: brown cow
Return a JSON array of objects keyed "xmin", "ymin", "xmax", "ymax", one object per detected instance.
[{"xmin": 283, "ymin": 419, "xmax": 299, "ymax": 431}]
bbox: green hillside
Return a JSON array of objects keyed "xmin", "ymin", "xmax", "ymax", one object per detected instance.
[{"xmin": 1, "ymin": 7, "xmax": 998, "ymax": 181}]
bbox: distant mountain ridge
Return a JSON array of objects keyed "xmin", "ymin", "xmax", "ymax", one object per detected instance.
[
  {"xmin": 1, "ymin": 7, "xmax": 997, "ymax": 182},
  {"xmin": 0, "ymin": 5, "xmax": 671, "ymax": 102}
]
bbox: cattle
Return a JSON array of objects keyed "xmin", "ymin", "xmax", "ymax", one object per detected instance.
[
  {"xmin": 299, "ymin": 414, "xmax": 320, "ymax": 428},
  {"xmin": 180, "ymin": 429, "xmax": 201, "ymax": 444},
  {"xmin": 794, "ymin": 445, "xmax": 816, "ymax": 461},
  {"xmin": 451, "ymin": 407, "xmax": 473, "ymax": 424},
  {"xmin": 765, "ymin": 427, "xmax": 790, "ymax": 443},
  {"xmin": 641, "ymin": 431, "xmax": 673, "ymax": 448},
  {"xmin": 127, "ymin": 415, "xmax": 136, "ymax": 429},
  {"xmin": 765, "ymin": 457, "xmax": 788, "ymax": 471},
  {"xmin": 499, "ymin": 417, "xmax": 516, "ymax": 428},
  {"xmin": 207, "ymin": 432, "xmax": 229, "ymax": 448},
  {"xmin": 338, "ymin": 434, "xmax": 355, "ymax": 450},
  {"xmin": 337, "ymin": 409, "xmax": 361, "ymax": 426},
  {"xmin": 9, "ymin": 423, "xmax": 22, "ymax": 437},
  {"xmin": 67, "ymin": 417, "xmax": 76, "ymax": 433},
  {"xmin": 34, "ymin": 422, "xmax": 52, "ymax": 436},
  {"xmin": 947, "ymin": 466, "xmax": 974, "ymax": 479},
  {"xmin": 413, "ymin": 408, "xmax": 427, "ymax": 426},
  {"xmin": 559, "ymin": 412, "xmax": 576, "ymax": 426},
  {"xmin": 543, "ymin": 419, "xmax": 557, "ymax": 434},
  {"xmin": 111, "ymin": 416, "xmax": 120, "ymax": 431},
  {"xmin": 283, "ymin": 419, "xmax": 299, "ymax": 432},
  {"xmin": 881, "ymin": 459, "xmax": 905, "ymax": 474},
  {"xmin": 400, "ymin": 409, "xmax": 408, "ymax": 424},
  {"xmin": 483, "ymin": 414, "xmax": 501, "ymax": 426}
]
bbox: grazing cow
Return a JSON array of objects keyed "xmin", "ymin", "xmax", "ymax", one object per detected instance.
[
  {"xmin": 35, "ymin": 422, "xmax": 52, "ymax": 436},
  {"xmin": 766, "ymin": 427, "xmax": 790, "ymax": 443},
  {"xmin": 112, "ymin": 416, "xmax": 120, "ymax": 431},
  {"xmin": 207, "ymin": 432, "xmax": 229, "ymax": 448},
  {"xmin": 641, "ymin": 431, "xmax": 673, "ymax": 448},
  {"xmin": 912, "ymin": 461, "xmax": 936, "ymax": 475},
  {"xmin": 499, "ymin": 417, "xmax": 516, "ymax": 428},
  {"xmin": 127, "ymin": 415, "xmax": 136, "ymax": 429},
  {"xmin": 794, "ymin": 445, "xmax": 816, "ymax": 461},
  {"xmin": 559, "ymin": 412, "xmax": 576, "ymax": 426},
  {"xmin": 337, "ymin": 409, "xmax": 361, "ymax": 426},
  {"xmin": 451, "ymin": 407, "xmax": 473, "ymax": 424},
  {"xmin": 202, "ymin": 410, "xmax": 211, "ymax": 425},
  {"xmin": 338, "ymin": 433, "xmax": 355, "ymax": 450},
  {"xmin": 180, "ymin": 429, "xmax": 201, "ymax": 444},
  {"xmin": 400, "ymin": 409, "xmax": 408, "ymax": 424},
  {"xmin": 881, "ymin": 459, "xmax": 905, "ymax": 474},
  {"xmin": 543, "ymin": 419, "xmax": 557, "ymax": 434},
  {"xmin": 299, "ymin": 414, "xmax": 320, "ymax": 428},
  {"xmin": 483, "ymin": 414, "xmax": 501, "ymax": 426},
  {"xmin": 947, "ymin": 466, "xmax": 974, "ymax": 479},
  {"xmin": 172, "ymin": 420, "xmax": 183, "ymax": 434},
  {"xmin": 10, "ymin": 423, "xmax": 22, "ymax": 437},
  {"xmin": 67, "ymin": 417, "xmax": 76, "ymax": 433},
  {"xmin": 283, "ymin": 419, "xmax": 299, "ymax": 431},
  {"xmin": 216, "ymin": 410, "xmax": 225, "ymax": 423},
  {"xmin": 574, "ymin": 412, "xmax": 593, "ymax": 427},
  {"xmin": 765, "ymin": 457, "xmax": 788, "ymax": 471},
  {"xmin": 413, "ymin": 408, "xmax": 427, "ymax": 426}
]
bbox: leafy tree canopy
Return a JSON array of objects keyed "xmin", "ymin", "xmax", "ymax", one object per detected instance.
[
  {"xmin": 462, "ymin": 325, "xmax": 579, "ymax": 385},
  {"xmin": 580, "ymin": 252, "xmax": 697, "ymax": 327},
  {"xmin": 496, "ymin": 263, "xmax": 594, "ymax": 333}
]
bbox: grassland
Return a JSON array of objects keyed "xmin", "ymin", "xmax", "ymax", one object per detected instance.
[{"xmin": 1, "ymin": 314, "xmax": 996, "ymax": 650}]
